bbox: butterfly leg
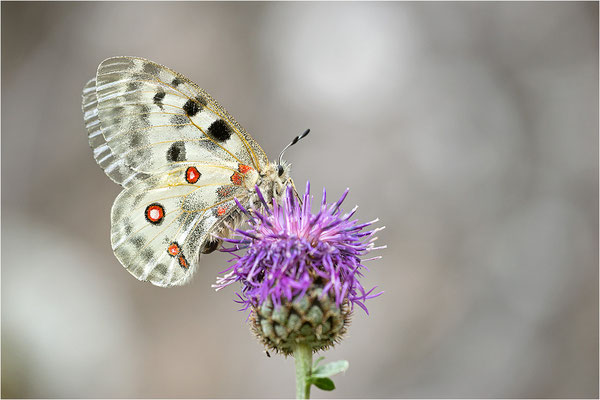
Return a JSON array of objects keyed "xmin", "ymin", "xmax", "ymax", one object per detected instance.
[
  {"xmin": 288, "ymin": 178, "xmax": 303, "ymax": 204},
  {"xmin": 201, "ymin": 238, "xmax": 222, "ymax": 254}
]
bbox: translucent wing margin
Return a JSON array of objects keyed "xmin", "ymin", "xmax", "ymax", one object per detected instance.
[
  {"xmin": 111, "ymin": 163, "xmax": 248, "ymax": 287},
  {"xmin": 83, "ymin": 78, "xmax": 150, "ymax": 187},
  {"xmin": 91, "ymin": 56, "xmax": 268, "ymax": 182}
]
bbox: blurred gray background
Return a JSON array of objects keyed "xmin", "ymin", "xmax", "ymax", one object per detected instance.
[{"xmin": 2, "ymin": 2, "xmax": 598, "ymax": 398}]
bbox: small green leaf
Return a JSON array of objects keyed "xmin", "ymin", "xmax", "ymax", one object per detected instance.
[
  {"xmin": 310, "ymin": 377, "xmax": 335, "ymax": 391},
  {"xmin": 311, "ymin": 360, "xmax": 349, "ymax": 378},
  {"xmin": 312, "ymin": 356, "xmax": 325, "ymax": 369}
]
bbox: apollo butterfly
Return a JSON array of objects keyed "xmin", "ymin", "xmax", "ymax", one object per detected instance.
[{"xmin": 82, "ymin": 56, "xmax": 308, "ymax": 287}]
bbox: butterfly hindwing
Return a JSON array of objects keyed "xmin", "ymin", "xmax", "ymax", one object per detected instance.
[
  {"xmin": 93, "ymin": 57, "xmax": 269, "ymax": 178},
  {"xmin": 111, "ymin": 162, "xmax": 249, "ymax": 287}
]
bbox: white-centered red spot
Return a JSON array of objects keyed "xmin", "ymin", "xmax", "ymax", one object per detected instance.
[
  {"xmin": 186, "ymin": 166, "xmax": 200, "ymax": 184},
  {"xmin": 145, "ymin": 203, "xmax": 165, "ymax": 224},
  {"xmin": 167, "ymin": 242, "xmax": 180, "ymax": 256}
]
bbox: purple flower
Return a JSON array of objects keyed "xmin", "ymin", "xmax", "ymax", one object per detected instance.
[{"xmin": 214, "ymin": 182, "xmax": 384, "ymax": 314}]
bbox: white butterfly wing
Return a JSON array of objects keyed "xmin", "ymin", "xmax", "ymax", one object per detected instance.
[
  {"xmin": 111, "ymin": 163, "xmax": 248, "ymax": 287},
  {"xmin": 83, "ymin": 78, "xmax": 150, "ymax": 187},
  {"xmin": 89, "ymin": 56, "xmax": 268, "ymax": 181},
  {"xmin": 83, "ymin": 56, "xmax": 270, "ymax": 286}
]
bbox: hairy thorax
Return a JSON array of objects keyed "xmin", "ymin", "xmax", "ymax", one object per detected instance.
[
  {"xmin": 201, "ymin": 160, "xmax": 292, "ymax": 254},
  {"xmin": 254, "ymin": 161, "xmax": 291, "ymax": 205}
]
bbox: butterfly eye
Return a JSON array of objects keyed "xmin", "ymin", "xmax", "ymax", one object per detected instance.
[{"xmin": 278, "ymin": 165, "xmax": 284, "ymax": 177}]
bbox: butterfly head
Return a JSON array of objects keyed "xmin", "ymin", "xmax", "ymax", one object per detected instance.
[{"xmin": 258, "ymin": 160, "xmax": 292, "ymax": 201}]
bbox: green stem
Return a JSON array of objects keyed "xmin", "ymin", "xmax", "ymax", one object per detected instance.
[{"xmin": 293, "ymin": 343, "xmax": 313, "ymax": 399}]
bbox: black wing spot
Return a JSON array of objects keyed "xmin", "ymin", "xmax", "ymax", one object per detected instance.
[
  {"xmin": 113, "ymin": 205, "xmax": 124, "ymax": 221},
  {"xmin": 170, "ymin": 114, "xmax": 188, "ymax": 127},
  {"xmin": 201, "ymin": 140, "xmax": 221, "ymax": 153},
  {"xmin": 195, "ymin": 95, "xmax": 208, "ymax": 106},
  {"xmin": 111, "ymin": 116, "xmax": 123, "ymax": 126},
  {"xmin": 132, "ymin": 148, "xmax": 151, "ymax": 163},
  {"xmin": 153, "ymin": 90, "xmax": 166, "ymax": 109},
  {"xmin": 113, "ymin": 106, "xmax": 125, "ymax": 115},
  {"xmin": 123, "ymin": 221, "xmax": 133, "ymax": 235},
  {"xmin": 141, "ymin": 249, "xmax": 155, "ymax": 262},
  {"xmin": 155, "ymin": 264, "xmax": 168, "ymax": 275},
  {"xmin": 166, "ymin": 141, "xmax": 186, "ymax": 162},
  {"xmin": 131, "ymin": 235, "xmax": 145, "ymax": 249},
  {"xmin": 130, "ymin": 132, "xmax": 144, "ymax": 147},
  {"xmin": 171, "ymin": 77, "xmax": 182, "ymax": 87},
  {"xmin": 143, "ymin": 62, "xmax": 160, "ymax": 76},
  {"xmin": 207, "ymin": 119, "xmax": 232, "ymax": 142},
  {"xmin": 133, "ymin": 193, "xmax": 145, "ymax": 206},
  {"xmin": 127, "ymin": 81, "xmax": 141, "ymax": 91},
  {"xmin": 183, "ymin": 99, "xmax": 201, "ymax": 116},
  {"xmin": 137, "ymin": 105, "xmax": 151, "ymax": 125},
  {"xmin": 139, "ymin": 113, "xmax": 151, "ymax": 127}
]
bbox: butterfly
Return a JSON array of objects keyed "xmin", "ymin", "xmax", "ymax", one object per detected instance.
[{"xmin": 82, "ymin": 56, "xmax": 308, "ymax": 287}]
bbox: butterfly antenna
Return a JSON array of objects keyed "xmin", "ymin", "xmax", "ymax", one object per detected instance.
[{"xmin": 278, "ymin": 129, "xmax": 310, "ymax": 168}]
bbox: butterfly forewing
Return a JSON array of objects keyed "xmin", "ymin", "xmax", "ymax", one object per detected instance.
[
  {"xmin": 94, "ymin": 57, "xmax": 268, "ymax": 175},
  {"xmin": 83, "ymin": 78, "xmax": 150, "ymax": 187}
]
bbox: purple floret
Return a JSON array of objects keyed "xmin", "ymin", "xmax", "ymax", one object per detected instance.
[{"xmin": 214, "ymin": 182, "xmax": 384, "ymax": 314}]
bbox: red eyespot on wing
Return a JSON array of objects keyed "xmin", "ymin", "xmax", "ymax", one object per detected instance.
[
  {"xmin": 217, "ymin": 205, "xmax": 228, "ymax": 216},
  {"xmin": 167, "ymin": 242, "xmax": 180, "ymax": 256},
  {"xmin": 230, "ymin": 172, "xmax": 243, "ymax": 186},
  {"xmin": 178, "ymin": 255, "xmax": 189, "ymax": 269},
  {"xmin": 238, "ymin": 164, "xmax": 252, "ymax": 173},
  {"xmin": 145, "ymin": 203, "xmax": 165, "ymax": 224},
  {"xmin": 185, "ymin": 166, "xmax": 201, "ymax": 184}
]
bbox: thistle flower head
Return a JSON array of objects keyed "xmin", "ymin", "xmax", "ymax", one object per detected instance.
[
  {"xmin": 216, "ymin": 182, "xmax": 383, "ymax": 310},
  {"xmin": 214, "ymin": 182, "xmax": 384, "ymax": 354}
]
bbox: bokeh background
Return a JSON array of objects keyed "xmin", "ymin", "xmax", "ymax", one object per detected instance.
[{"xmin": 2, "ymin": 2, "xmax": 598, "ymax": 398}]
